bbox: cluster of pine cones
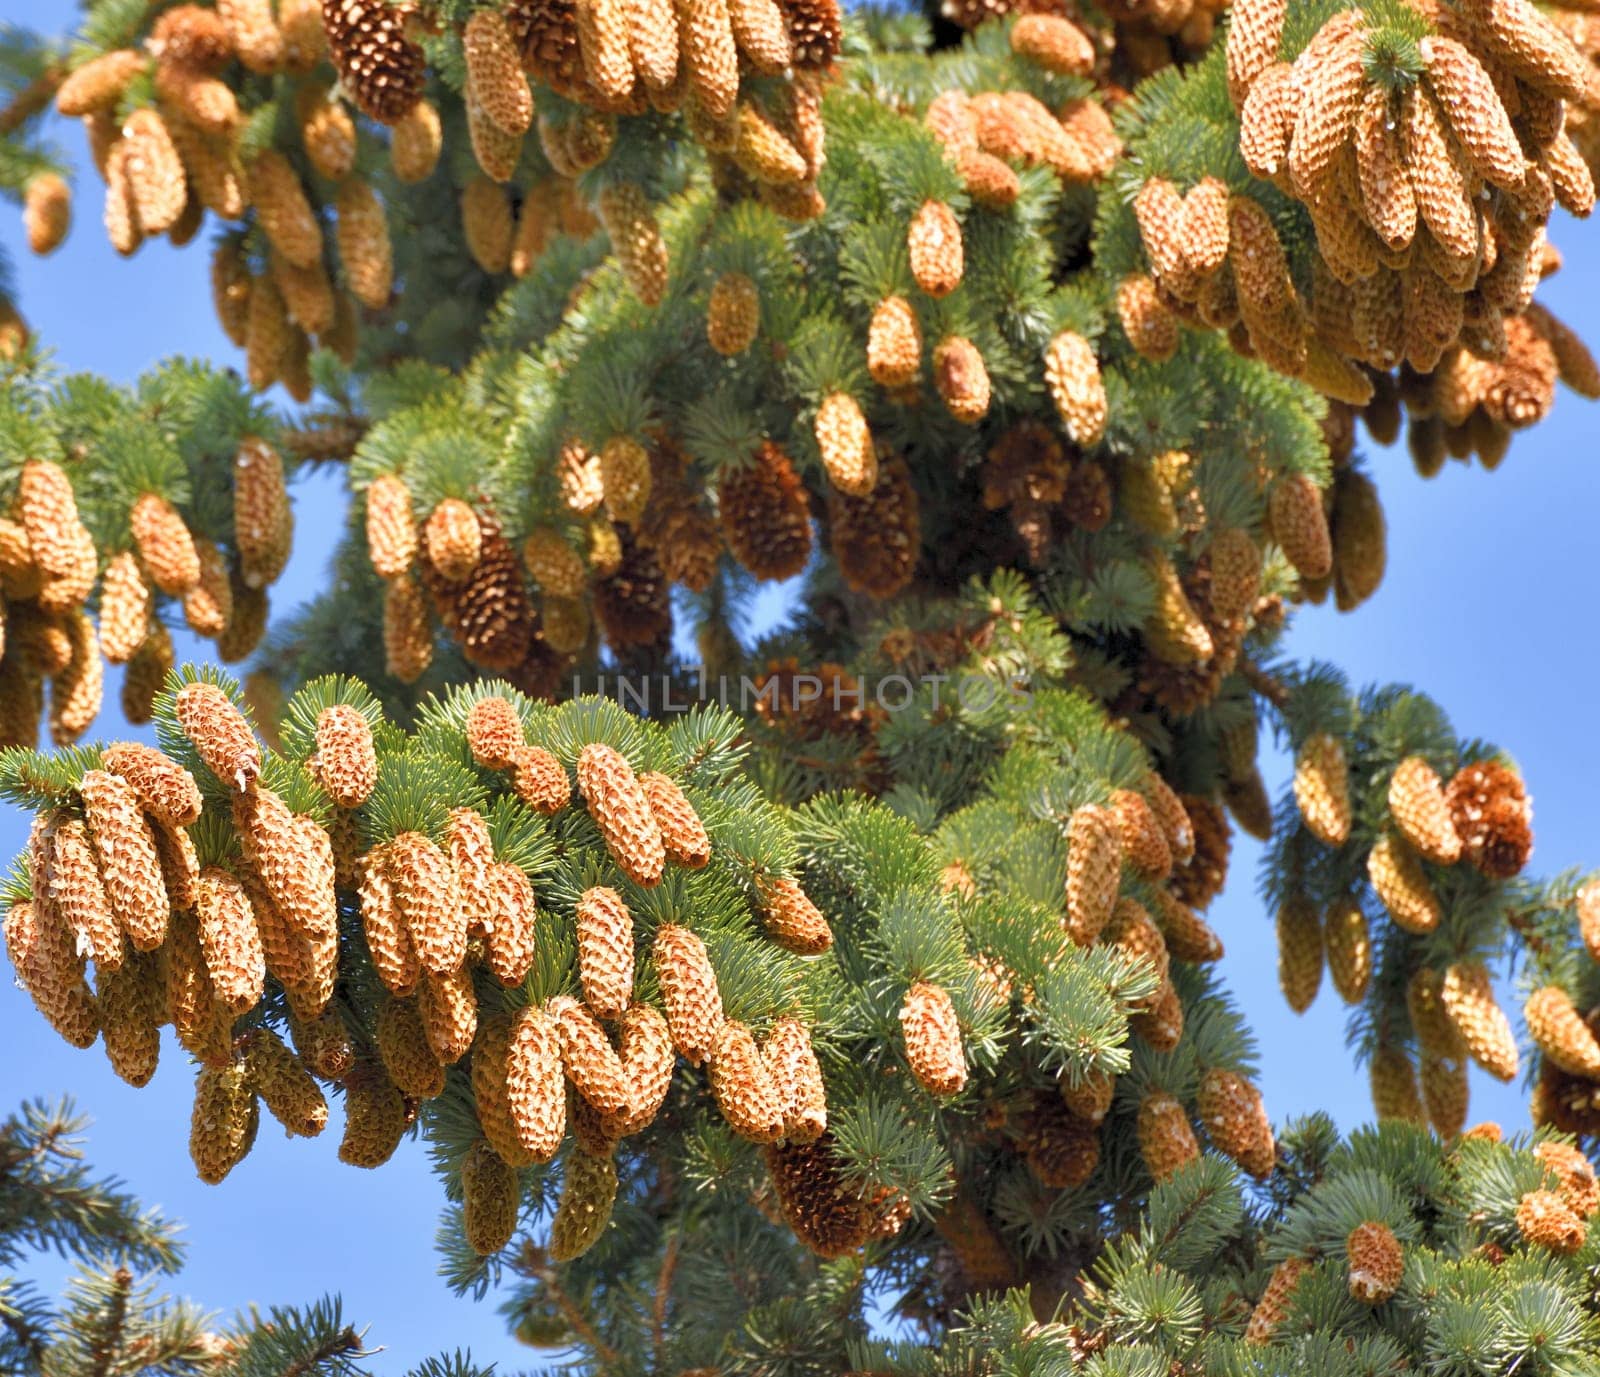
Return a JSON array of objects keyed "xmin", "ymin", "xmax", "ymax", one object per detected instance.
[
  {"xmin": 1526, "ymin": 879, "xmax": 1600, "ymax": 1148},
  {"xmin": 940, "ymin": 0, "xmax": 1231, "ymax": 80},
  {"xmin": 0, "ymin": 674, "xmax": 895, "ymax": 1265},
  {"xmin": 1276, "ymin": 740, "xmax": 1534, "ymax": 1131},
  {"xmin": 1246, "ymin": 1142, "xmax": 1600, "ymax": 1343},
  {"xmin": 0, "ymin": 445, "xmax": 291, "ymax": 749},
  {"xmin": 1190, "ymin": 0, "xmax": 1600, "ymax": 432}
]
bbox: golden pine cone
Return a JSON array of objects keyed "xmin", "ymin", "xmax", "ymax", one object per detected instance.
[
  {"xmin": 97, "ymin": 949, "xmax": 164, "ymax": 1087},
  {"xmin": 511, "ymin": 744, "xmax": 571, "ymax": 815},
  {"xmin": 383, "ymin": 575, "xmax": 433, "ymax": 683},
  {"xmin": 48, "ymin": 610, "xmax": 102, "ymax": 747},
  {"xmin": 639, "ymin": 771, "xmax": 711, "ymax": 870},
  {"xmin": 1117, "ymin": 275, "xmax": 1180, "ymax": 362},
  {"xmin": 46, "ymin": 817, "xmax": 123, "ymax": 971},
  {"xmin": 653, "ymin": 923, "xmax": 724, "ymax": 1065},
  {"xmin": 1105, "ymin": 897, "xmax": 1171, "ymax": 1012},
  {"xmin": 17, "ymin": 459, "xmax": 87, "ymax": 585},
  {"xmin": 1143, "ymin": 772, "xmax": 1196, "ymax": 865},
  {"xmin": 57, "ymin": 49, "xmax": 147, "ymax": 116},
  {"xmin": 1044, "ymin": 330, "xmax": 1106, "ymax": 447},
  {"xmin": 907, "ymin": 200, "xmax": 963, "ymax": 298},
  {"xmin": 190, "ymin": 1061, "xmax": 258, "ymax": 1183},
  {"xmin": 464, "ymin": 8, "xmax": 533, "ymax": 137},
  {"xmin": 485, "ymin": 861, "xmax": 539, "ymax": 988},
  {"xmin": 867, "ymin": 295, "xmax": 922, "ymax": 389},
  {"xmin": 734, "ymin": 103, "xmax": 809, "ymax": 184},
  {"xmin": 183, "ymin": 538, "xmax": 233, "ymax": 641},
  {"xmin": 899, "ymin": 981, "xmax": 966, "ymax": 1096},
  {"xmin": 1018, "ymin": 1095, "xmax": 1100, "ymax": 1189},
  {"xmin": 376, "ymin": 994, "xmax": 445, "ymax": 1099},
  {"xmin": 626, "ymin": 0, "xmax": 680, "ymax": 90},
  {"xmin": 194, "ymin": 866, "xmax": 266, "ymax": 1014},
  {"xmin": 24, "ymin": 173, "xmax": 70, "ymax": 257},
  {"xmin": 826, "ymin": 452, "xmax": 920, "ymax": 599},
  {"xmin": 1367, "ymin": 832, "xmax": 1442, "ymax": 933},
  {"xmin": 310, "ymin": 704, "xmax": 376, "ymax": 808},
  {"xmin": 754, "ymin": 874, "xmax": 832, "ymax": 955},
  {"xmin": 522, "ymin": 526, "xmax": 588, "ymax": 597},
  {"xmin": 548, "ymin": 994, "xmax": 631, "ymax": 1115},
  {"xmin": 121, "ymin": 624, "xmax": 172, "ymax": 726},
  {"xmin": 1420, "ymin": 1051, "xmax": 1468, "ymax": 1138},
  {"xmin": 764, "ymin": 1015, "xmax": 827, "ymax": 1144},
  {"xmin": 1578, "ymin": 878, "xmax": 1600, "ymax": 965},
  {"xmin": 764, "ymin": 1132, "xmax": 869, "ymax": 1258},
  {"xmin": 1011, "ymin": 13, "xmax": 1094, "ymax": 74},
  {"xmin": 1245, "ymin": 1256, "xmax": 1307, "ymax": 1345},
  {"xmin": 814, "ymin": 392, "xmax": 877, "ymax": 497},
  {"xmin": 1224, "ymin": 0, "xmax": 1286, "ymax": 107},
  {"xmin": 1145, "ymin": 551, "xmax": 1214, "ymax": 667},
  {"xmin": 323, "ymin": 0, "xmax": 425, "ymax": 123},
  {"xmin": 1369, "ymin": 1044, "xmax": 1426, "ymax": 1125},
  {"xmin": 576, "ymin": 886, "xmax": 636, "ymax": 1019},
  {"xmin": 1323, "ymin": 896, "xmax": 1370, "ymax": 1004},
  {"xmin": 710, "ymin": 1020, "xmax": 786, "ymax": 1142},
  {"xmin": 1276, "ymin": 894, "xmax": 1323, "ymax": 1013},
  {"xmin": 1293, "ymin": 732, "xmax": 1350, "ymax": 846},
  {"xmin": 363, "ymin": 474, "xmax": 417, "ymax": 581},
  {"xmin": 604, "ymin": 1001, "xmax": 675, "ymax": 1137},
  {"xmin": 243, "ymin": 1026, "xmax": 327, "ymax": 1137},
  {"xmin": 1270, "ymin": 474, "xmax": 1334, "ymax": 581},
  {"xmin": 1169, "ymin": 793, "xmax": 1229, "ymax": 910},
  {"xmin": 446, "ymin": 808, "xmax": 497, "ymax": 944},
  {"xmin": 506, "ymin": 1004, "xmax": 566, "ymax": 1161},
  {"xmin": 1064, "ymin": 803, "xmax": 1122, "ymax": 945},
  {"xmin": 598, "ymin": 182, "xmax": 670, "ymax": 307},
  {"xmin": 1109, "ymin": 787, "xmax": 1172, "ymax": 881},
  {"xmin": 680, "ymin": 0, "xmax": 739, "ymax": 119},
  {"xmin": 466, "ymin": 696, "xmax": 524, "ymax": 770},
  {"xmin": 1287, "ymin": 26, "xmax": 1368, "ymax": 196},
  {"xmin": 1399, "ymin": 84, "xmax": 1478, "ymax": 264},
  {"xmin": 165, "ymin": 912, "xmax": 234, "ymax": 1069},
  {"xmin": 1346, "ymin": 1219, "xmax": 1403, "ymax": 1304},
  {"xmin": 1526, "ymin": 985, "xmax": 1600, "ymax": 1081},
  {"xmin": 1137, "ymin": 1090, "xmax": 1199, "ymax": 1184},
  {"xmin": 1533, "ymin": 1141, "xmax": 1600, "ymax": 1218},
  {"xmin": 336, "ymin": 177, "xmax": 394, "ymax": 310},
  {"xmin": 1149, "ymin": 887, "xmax": 1223, "ymax": 964},
  {"xmin": 390, "ymin": 99, "xmax": 442, "ymax": 182},
  {"xmin": 1061, "ymin": 1068, "xmax": 1115, "ymax": 1126},
  {"xmin": 600, "ymin": 436, "xmax": 653, "ymax": 526},
  {"xmin": 1197, "ymin": 1067, "xmax": 1275, "ymax": 1178},
  {"xmin": 1387, "ymin": 757, "xmax": 1461, "ymax": 864},
  {"xmin": 1517, "ymin": 1188, "xmax": 1587, "ymax": 1254},
  {"xmin": 472, "ymin": 1013, "xmax": 534, "ymax": 1168},
  {"xmin": 1441, "ymin": 960, "xmax": 1519, "ymax": 1082},
  {"xmin": 97, "ymin": 552, "xmax": 150, "ymax": 665},
  {"xmin": 102, "ymin": 742, "xmax": 201, "ymax": 827},
  {"xmin": 549, "ymin": 1148, "xmax": 619, "ymax": 1261},
  {"xmin": 577, "ymin": 743, "xmax": 666, "ymax": 886},
  {"xmin": 417, "ymin": 964, "xmax": 479, "ymax": 1064},
  {"xmin": 423, "ymin": 499, "xmax": 483, "ymax": 585},
  {"xmin": 388, "ymin": 830, "xmax": 465, "ymax": 977},
  {"xmin": 708, "ymin": 271, "xmax": 761, "ymax": 356},
  {"xmin": 338, "ymin": 1061, "xmax": 407, "ymax": 1168},
  {"xmin": 933, "ymin": 336, "xmax": 991, "ymax": 424},
  {"xmin": 233, "ymin": 437, "xmax": 292, "ymax": 590},
  {"xmin": 175, "ymin": 680, "xmax": 260, "ymax": 791}
]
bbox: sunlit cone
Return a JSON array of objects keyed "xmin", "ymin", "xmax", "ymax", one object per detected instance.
[
  {"xmin": 908, "ymin": 200, "xmax": 963, "ymax": 298},
  {"xmin": 640, "ymin": 771, "xmax": 711, "ymax": 869},
  {"xmin": 1441, "ymin": 961, "xmax": 1519, "ymax": 1082},
  {"xmin": 101, "ymin": 742, "xmax": 201, "ymax": 829},
  {"xmin": 899, "ymin": 981, "xmax": 966, "ymax": 1097},
  {"xmin": 933, "ymin": 336, "xmax": 991, "ymax": 424},
  {"xmin": 755, "ymin": 874, "xmax": 832, "ymax": 955},
  {"xmin": 1117, "ymin": 275, "xmax": 1180, "ymax": 362},
  {"xmin": 465, "ymin": 696, "xmax": 522, "ymax": 771},
  {"xmin": 1368, "ymin": 832, "xmax": 1442, "ymax": 933},
  {"xmin": 463, "ymin": 8, "xmax": 533, "ymax": 139},
  {"xmin": 242, "ymin": 1026, "xmax": 328, "ymax": 1138},
  {"xmin": 1246, "ymin": 1256, "xmax": 1308, "ymax": 1344},
  {"xmin": 1197, "ymin": 1067, "xmax": 1275, "ymax": 1178},
  {"xmin": 190, "ymin": 1061, "xmax": 258, "ymax": 1184},
  {"xmin": 1109, "ymin": 788, "xmax": 1172, "ymax": 882},
  {"xmin": 165, "ymin": 912, "xmax": 234, "ymax": 1069},
  {"xmin": 121, "ymin": 623, "xmax": 173, "ymax": 726},
  {"xmin": 1329, "ymin": 467, "xmax": 1387, "ymax": 612},
  {"xmin": 23, "ymin": 172, "xmax": 70, "ymax": 257},
  {"xmin": 1386, "ymin": 757, "xmax": 1461, "ymax": 864},
  {"xmin": 1010, "ymin": 13, "xmax": 1094, "ymax": 75},
  {"xmin": 98, "ymin": 552, "xmax": 150, "ymax": 665},
  {"xmin": 1286, "ymin": 26, "xmax": 1367, "ymax": 196},
  {"xmin": 388, "ymin": 830, "xmax": 465, "ymax": 978},
  {"xmin": 338, "ymin": 1060, "xmax": 407, "ymax": 1168},
  {"xmin": 707, "ymin": 271, "xmax": 760, "ymax": 356},
  {"xmin": 1534, "ymin": 1141, "xmax": 1600, "ymax": 1218},
  {"xmin": 1149, "ymin": 887, "xmax": 1223, "ymax": 964},
  {"xmin": 1276, "ymin": 895, "xmax": 1323, "ymax": 1013},
  {"xmin": 234, "ymin": 437, "xmax": 292, "ymax": 591},
  {"xmin": 1209, "ymin": 527, "xmax": 1262, "ymax": 626},
  {"xmin": 502, "ymin": 1004, "xmax": 565, "ymax": 1161},
  {"xmin": 390, "ymin": 98, "xmax": 442, "ymax": 182},
  {"xmin": 680, "ymin": 0, "xmax": 739, "ymax": 120},
  {"xmin": 573, "ymin": 886, "xmax": 634, "ymax": 1019},
  {"xmin": 76, "ymin": 769, "xmax": 166, "ymax": 952},
  {"xmin": 335, "ymin": 178, "xmax": 393, "ymax": 311},
  {"xmin": 522, "ymin": 526, "xmax": 588, "ymax": 598},
  {"xmin": 1133, "ymin": 177, "xmax": 1193, "ymax": 293},
  {"xmin": 1523, "ymin": 984, "xmax": 1593, "ymax": 1077},
  {"xmin": 598, "ymin": 182, "xmax": 670, "ymax": 307},
  {"xmin": 1368, "ymin": 1044, "xmax": 1425, "ymax": 1125},
  {"xmin": 1578, "ymin": 878, "xmax": 1600, "ymax": 964},
  {"xmin": 1517, "ymin": 1188, "xmax": 1587, "ymax": 1253},
  {"xmin": 709, "ymin": 1020, "xmax": 785, "ymax": 1142},
  {"xmin": 48, "ymin": 610, "xmax": 102, "ymax": 747},
  {"xmin": 183, "ymin": 538, "xmax": 233, "ymax": 640},
  {"xmin": 470, "ymin": 1012, "xmax": 536, "ymax": 1169},
  {"xmin": 245, "ymin": 276, "xmax": 292, "ymax": 391},
  {"xmin": 417, "ymin": 963, "xmax": 478, "ymax": 1065},
  {"xmin": 1137, "ymin": 1090, "xmax": 1198, "ymax": 1184},
  {"xmin": 578, "ymin": 743, "xmax": 667, "ymax": 887},
  {"xmin": 1225, "ymin": 0, "xmax": 1286, "ymax": 106},
  {"xmin": 1290, "ymin": 732, "xmax": 1350, "ymax": 846},
  {"xmin": 1444, "ymin": 760, "xmax": 1533, "ymax": 879},
  {"xmin": 1064, "ymin": 804, "xmax": 1122, "ymax": 945},
  {"xmin": 654, "ymin": 922, "xmax": 724, "ymax": 1065},
  {"xmin": 312, "ymin": 704, "xmax": 377, "ymax": 808},
  {"xmin": 1323, "ymin": 896, "xmax": 1370, "ymax": 1004},
  {"xmin": 1145, "ymin": 551, "xmax": 1214, "ymax": 667},
  {"xmin": 574, "ymin": 0, "xmax": 634, "ymax": 99},
  {"xmin": 1345, "ymin": 1220, "xmax": 1403, "ymax": 1304},
  {"xmin": 549, "ymin": 994, "xmax": 631, "ymax": 1116},
  {"xmin": 814, "ymin": 392, "xmax": 877, "ymax": 496},
  {"xmin": 57, "ymin": 48, "xmax": 147, "ymax": 116},
  {"xmin": 383, "ymin": 576, "xmax": 433, "ymax": 684},
  {"xmin": 764, "ymin": 1016, "xmax": 826, "ymax": 1144},
  {"xmin": 1044, "ymin": 331, "xmax": 1107, "ymax": 447},
  {"xmin": 1105, "ymin": 898, "xmax": 1170, "ymax": 1011},
  {"xmin": 734, "ymin": 103, "xmax": 809, "ymax": 184},
  {"xmin": 549, "ymin": 1148, "xmax": 619, "ymax": 1261},
  {"xmin": 601, "ymin": 1001, "xmax": 675, "ymax": 1137},
  {"xmin": 195, "ymin": 866, "xmax": 266, "ymax": 1014},
  {"xmin": 622, "ymin": 0, "xmax": 678, "ymax": 89},
  {"xmin": 867, "ymin": 296, "xmax": 922, "ymax": 388},
  {"xmin": 512, "ymin": 745, "xmax": 571, "ymax": 815}
]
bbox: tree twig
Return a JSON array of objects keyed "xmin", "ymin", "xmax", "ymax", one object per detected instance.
[{"xmin": 0, "ymin": 65, "xmax": 65, "ymax": 139}]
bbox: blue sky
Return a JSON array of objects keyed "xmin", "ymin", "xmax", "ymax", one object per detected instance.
[{"xmin": 4, "ymin": 5, "xmax": 1600, "ymax": 1365}]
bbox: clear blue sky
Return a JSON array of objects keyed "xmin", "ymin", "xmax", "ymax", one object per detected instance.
[{"xmin": 4, "ymin": 5, "xmax": 1600, "ymax": 1364}]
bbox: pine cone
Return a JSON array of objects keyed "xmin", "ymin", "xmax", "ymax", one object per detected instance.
[
  {"xmin": 322, "ymin": 0, "xmax": 425, "ymax": 123},
  {"xmin": 719, "ymin": 443, "xmax": 813, "ymax": 581},
  {"xmin": 827, "ymin": 452, "xmax": 920, "ymax": 599}
]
